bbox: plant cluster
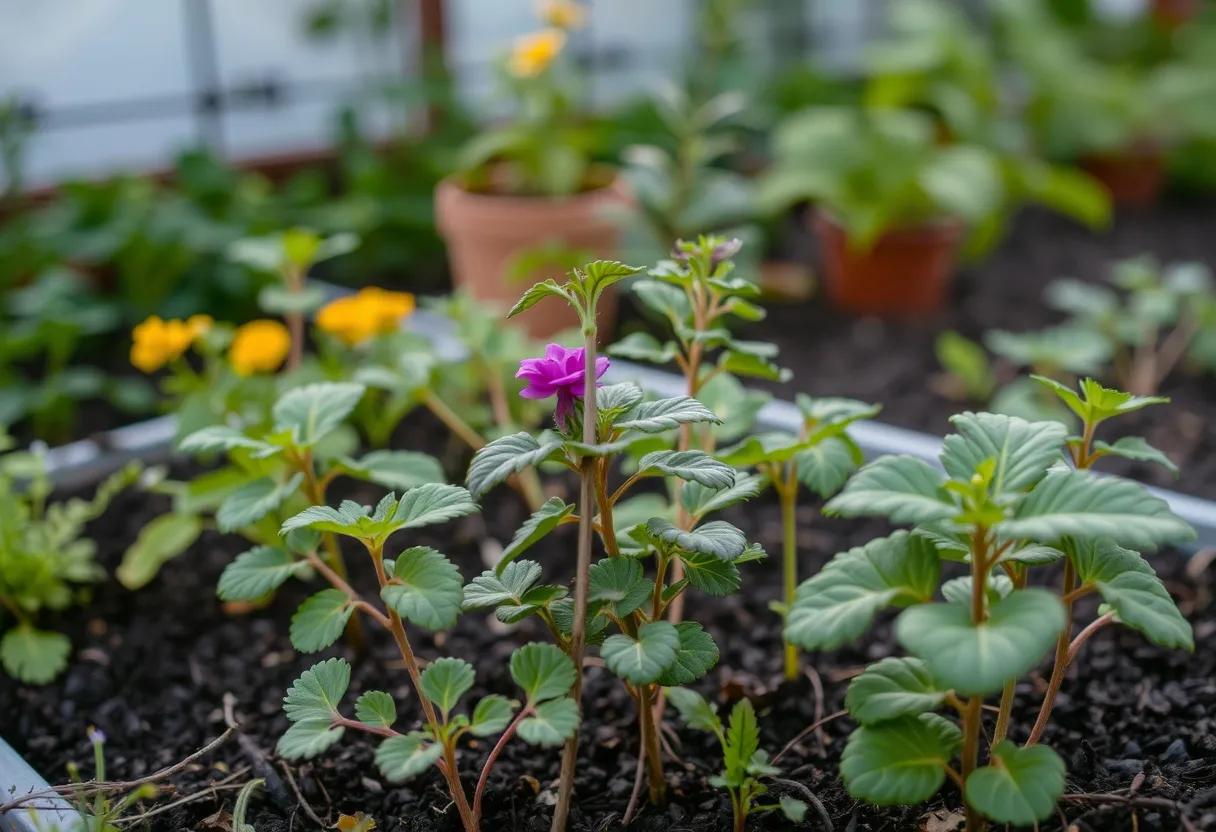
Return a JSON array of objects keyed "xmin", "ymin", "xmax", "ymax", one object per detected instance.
[
  {"xmin": 786, "ymin": 377, "xmax": 1194, "ymax": 829},
  {"xmin": 937, "ymin": 254, "xmax": 1216, "ymax": 422}
]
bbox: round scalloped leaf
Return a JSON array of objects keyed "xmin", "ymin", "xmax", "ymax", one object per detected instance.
[
  {"xmin": 845, "ymin": 657, "xmax": 947, "ymax": 725},
  {"xmin": 1072, "ymin": 540, "xmax": 1193, "ymax": 650},
  {"xmin": 518, "ymin": 698, "xmax": 580, "ymax": 746},
  {"xmin": 840, "ymin": 715, "xmax": 959, "ymax": 806},
  {"xmin": 656, "ymin": 622, "xmax": 720, "ymax": 686},
  {"xmin": 965, "ymin": 740, "xmax": 1065, "ymax": 825},
  {"xmin": 277, "ymin": 718, "xmax": 344, "ymax": 760},
  {"xmin": 375, "ymin": 734, "xmax": 442, "ymax": 782},
  {"xmin": 1, "ymin": 626, "xmax": 70, "ymax": 684},
  {"xmin": 380, "ymin": 547, "xmax": 463, "ymax": 631},
  {"xmin": 283, "ymin": 658, "xmax": 351, "ymax": 722},
  {"xmin": 420, "ymin": 658, "xmax": 475, "ymax": 714},
  {"xmin": 601, "ymin": 621, "xmax": 680, "ymax": 684},
  {"xmin": 470, "ymin": 694, "xmax": 517, "ymax": 737},
  {"xmin": 510, "ymin": 642, "xmax": 577, "ymax": 704},
  {"xmin": 290, "ymin": 589, "xmax": 355, "ymax": 653},
  {"xmin": 218, "ymin": 546, "xmax": 300, "ymax": 601},
  {"xmin": 354, "ymin": 691, "xmax": 397, "ymax": 728}
]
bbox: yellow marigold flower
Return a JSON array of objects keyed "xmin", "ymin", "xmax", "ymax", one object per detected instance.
[
  {"xmin": 316, "ymin": 287, "xmax": 415, "ymax": 346},
  {"xmin": 130, "ymin": 315, "xmax": 205, "ymax": 374},
  {"xmin": 509, "ymin": 29, "xmax": 565, "ymax": 78},
  {"xmin": 186, "ymin": 314, "xmax": 213, "ymax": 339},
  {"xmin": 538, "ymin": 0, "xmax": 585, "ymax": 30},
  {"xmin": 229, "ymin": 319, "xmax": 291, "ymax": 376}
]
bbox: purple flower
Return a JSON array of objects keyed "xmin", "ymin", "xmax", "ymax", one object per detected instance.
[
  {"xmin": 517, "ymin": 343, "xmax": 610, "ymax": 423},
  {"xmin": 87, "ymin": 726, "xmax": 106, "ymax": 746}
]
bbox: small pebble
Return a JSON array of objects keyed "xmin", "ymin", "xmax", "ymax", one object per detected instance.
[{"xmin": 1162, "ymin": 737, "xmax": 1188, "ymax": 763}]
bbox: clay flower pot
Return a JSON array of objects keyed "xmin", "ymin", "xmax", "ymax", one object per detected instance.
[
  {"xmin": 811, "ymin": 209, "xmax": 963, "ymax": 318},
  {"xmin": 435, "ymin": 172, "xmax": 631, "ymax": 340},
  {"xmin": 1080, "ymin": 144, "xmax": 1165, "ymax": 207}
]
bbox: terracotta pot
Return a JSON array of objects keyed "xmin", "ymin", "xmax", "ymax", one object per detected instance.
[
  {"xmin": 1152, "ymin": 0, "xmax": 1200, "ymax": 29},
  {"xmin": 1080, "ymin": 145, "xmax": 1165, "ymax": 207},
  {"xmin": 811, "ymin": 209, "xmax": 963, "ymax": 318},
  {"xmin": 435, "ymin": 173, "xmax": 630, "ymax": 341}
]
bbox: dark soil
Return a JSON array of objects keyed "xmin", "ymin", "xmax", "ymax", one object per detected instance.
[
  {"xmin": 3, "ymin": 426, "xmax": 1215, "ymax": 831},
  {"xmin": 621, "ymin": 198, "xmax": 1216, "ymax": 499}
]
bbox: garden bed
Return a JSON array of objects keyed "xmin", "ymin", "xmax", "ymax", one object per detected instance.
[{"xmin": 2, "ymin": 412, "xmax": 1213, "ymax": 832}]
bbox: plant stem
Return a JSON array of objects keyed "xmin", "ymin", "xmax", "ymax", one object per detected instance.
[
  {"xmin": 962, "ymin": 528, "xmax": 989, "ymax": 832},
  {"xmin": 992, "ymin": 680, "xmax": 1015, "ymax": 746},
  {"xmin": 296, "ymin": 451, "xmax": 363, "ymax": 649},
  {"xmin": 286, "ymin": 265, "xmax": 304, "ymax": 372},
  {"xmin": 550, "ymin": 322, "xmax": 599, "ymax": 832},
  {"xmin": 637, "ymin": 684, "xmax": 667, "ymax": 805},
  {"xmin": 779, "ymin": 475, "xmax": 800, "ymax": 681},
  {"xmin": 472, "ymin": 707, "xmax": 530, "ymax": 824},
  {"xmin": 369, "ymin": 543, "xmax": 477, "ymax": 831}
]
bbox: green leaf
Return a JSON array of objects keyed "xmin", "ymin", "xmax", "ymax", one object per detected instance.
[
  {"xmin": 681, "ymin": 473, "xmax": 763, "ymax": 519},
  {"xmin": 724, "ymin": 699, "xmax": 761, "ymax": 786},
  {"xmin": 498, "ymin": 498, "xmax": 574, "ymax": 571},
  {"xmin": 217, "ymin": 474, "xmax": 303, "ymax": 532},
  {"xmin": 999, "ymin": 469, "xmax": 1195, "ymax": 551},
  {"xmin": 615, "ymin": 396, "xmax": 721, "ymax": 433},
  {"xmin": 846, "ymin": 657, "xmax": 947, "ymax": 725},
  {"xmin": 596, "ymin": 383, "xmax": 646, "ymax": 422},
  {"xmin": 464, "ymin": 560, "xmax": 543, "ymax": 609},
  {"xmin": 508, "ymin": 278, "xmax": 573, "ymax": 318},
  {"xmin": 290, "ymin": 589, "xmax": 354, "ymax": 653},
  {"xmin": 273, "ymin": 382, "xmax": 366, "ymax": 446},
  {"xmin": 392, "ymin": 484, "xmax": 478, "ymax": 528},
  {"xmin": 786, "ymin": 532, "xmax": 940, "ymax": 651},
  {"xmin": 717, "ymin": 432, "xmax": 810, "ymax": 466},
  {"xmin": 510, "ymin": 642, "xmax": 577, "ymax": 703},
  {"xmin": 355, "ymin": 691, "xmax": 397, "ymax": 728},
  {"xmin": 380, "ymin": 547, "xmax": 464, "ymax": 631},
  {"xmin": 646, "ymin": 519, "xmax": 747, "ymax": 560},
  {"xmin": 717, "ymin": 349, "xmax": 790, "ymax": 382},
  {"xmin": 518, "ymin": 697, "xmax": 580, "ymax": 745},
  {"xmin": 897, "ymin": 589, "xmax": 1065, "ymax": 697},
  {"xmin": 780, "ymin": 797, "xmax": 809, "ymax": 823},
  {"xmin": 178, "ymin": 426, "xmax": 278, "ymax": 458},
  {"xmin": 681, "ymin": 551, "xmax": 742, "ymax": 596},
  {"xmin": 588, "ymin": 558, "xmax": 652, "ymax": 616},
  {"xmin": 656, "ymin": 622, "xmax": 719, "ymax": 686},
  {"xmin": 636, "ymin": 450, "xmax": 736, "ymax": 489},
  {"xmin": 965, "ymin": 741, "xmax": 1065, "ymax": 825},
  {"xmin": 601, "ymin": 621, "xmax": 681, "ymax": 683},
  {"xmin": 344, "ymin": 450, "xmax": 446, "ymax": 491},
  {"xmin": 1092, "ymin": 436, "xmax": 1179, "ymax": 476},
  {"xmin": 218, "ymin": 546, "xmax": 301, "ymax": 601},
  {"xmin": 840, "ymin": 715, "xmax": 960, "ymax": 805},
  {"xmin": 824, "ymin": 456, "xmax": 954, "ymax": 525},
  {"xmin": 941, "ymin": 412, "xmax": 1067, "ymax": 494},
  {"xmin": 283, "ymin": 658, "xmax": 350, "ymax": 722},
  {"xmin": 1033, "ymin": 376, "xmax": 1169, "ymax": 426},
  {"xmin": 665, "ymin": 687, "xmax": 722, "ymax": 734},
  {"xmin": 796, "ymin": 438, "xmax": 860, "ymax": 499},
  {"xmin": 1072, "ymin": 540, "xmax": 1193, "ymax": 650},
  {"xmin": 467, "ymin": 433, "xmax": 563, "ymax": 497},
  {"xmin": 375, "ymin": 734, "xmax": 442, "ymax": 782},
  {"xmin": 608, "ymin": 332, "xmax": 678, "ymax": 364},
  {"xmin": 280, "ymin": 502, "xmax": 371, "ymax": 537},
  {"xmin": 118, "ymin": 512, "xmax": 203, "ymax": 589},
  {"xmin": 941, "ymin": 574, "xmax": 1013, "ymax": 605},
  {"xmin": 1, "ymin": 626, "xmax": 70, "ymax": 684},
  {"xmin": 470, "ymin": 694, "xmax": 517, "ymax": 737},
  {"xmin": 420, "ymin": 657, "xmax": 475, "ymax": 714},
  {"xmin": 495, "ymin": 585, "xmax": 567, "ymax": 624},
  {"xmin": 277, "ymin": 718, "xmax": 344, "ymax": 760}
]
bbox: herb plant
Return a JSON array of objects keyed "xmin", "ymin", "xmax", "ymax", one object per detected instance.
[
  {"xmin": 667, "ymin": 688, "xmax": 807, "ymax": 832},
  {"xmin": 0, "ymin": 433, "xmax": 139, "ymax": 683},
  {"xmin": 786, "ymin": 379, "xmax": 1194, "ymax": 829},
  {"xmin": 249, "ymin": 487, "xmax": 578, "ymax": 832},
  {"xmin": 466, "ymin": 259, "xmax": 767, "ymax": 827}
]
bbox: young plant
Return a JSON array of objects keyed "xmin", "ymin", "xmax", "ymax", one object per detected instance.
[
  {"xmin": 718, "ymin": 394, "xmax": 878, "ymax": 680},
  {"xmin": 59, "ymin": 728, "xmax": 159, "ymax": 831},
  {"xmin": 666, "ymin": 688, "xmax": 807, "ymax": 832},
  {"xmin": 786, "ymin": 381, "xmax": 1194, "ymax": 830},
  {"xmin": 466, "ymin": 260, "xmax": 767, "ymax": 825},
  {"xmin": 0, "ymin": 433, "xmax": 139, "ymax": 683},
  {"xmin": 455, "ymin": 3, "xmax": 601, "ymax": 197},
  {"xmin": 234, "ymin": 487, "xmax": 578, "ymax": 832},
  {"xmin": 610, "ymin": 236, "xmax": 784, "ymax": 624}
]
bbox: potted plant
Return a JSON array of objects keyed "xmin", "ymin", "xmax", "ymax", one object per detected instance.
[
  {"xmin": 756, "ymin": 106, "xmax": 1004, "ymax": 317},
  {"xmin": 435, "ymin": 1, "xmax": 630, "ymax": 339}
]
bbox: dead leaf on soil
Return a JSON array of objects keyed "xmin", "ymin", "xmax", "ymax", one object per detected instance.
[{"xmin": 919, "ymin": 808, "xmax": 965, "ymax": 831}]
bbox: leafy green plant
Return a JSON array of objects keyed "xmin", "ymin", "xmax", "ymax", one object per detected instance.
[
  {"xmin": 666, "ymin": 688, "xmax": 807, "ymax": 832},
  {"xmin": 786, "ymin": 379, "xmax": 1194, "ymax": 829},
  {"xmin": 467, "ymin": 258, "xmax": 767, "ymax": 827},
  {"xmin": 0, "ymin": 433, "xmax": 138, "ymax": 683},
  {"xmin": 252, "ymin": 487, "xmax": 578, "ymax": 832}
]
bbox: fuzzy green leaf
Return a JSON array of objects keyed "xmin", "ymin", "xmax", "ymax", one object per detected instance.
[
  {"xmin": 464, "ymin": 560, "xmax": 543, "ymax": 609},
  {"xmin": 666, "ymin": 686, "xmax": 723, "ymax": 734},
  {"xmin": 615, "ymin": 397, "xmax": 721, "ymax": 433},
  {"xmin": 273, "ymin": 383, "xmax": 365, "ymax": 446},
  {"xmin": 607, "ymin": 332, "xmax": 679, "ymax": 364},
  {"xmin": 467, "ymin": 433, "xmax": 563, "ymax": 497},
  {"xmin": 965, "ymin": 741, "xmax": 1065, "ymax": 825},
  {"xmin": 420, "ymin": 658, "xmax": 475, "ymax": 714},
  {"xmin": 846, "ymin": 657, "xmax": 948, "ymax": 725},
  {"xmin": 681, "ymin": 551, "xmax": 742, "ymax": 596},
  {"xmin": 1092, "ymin": 437, "xmax": 1179, "ymax": 476},
  {"xmin": 636, "ymin": 450, "xmax": 736, "ymax": 489},
  {"xmin": 375, "ymin": 734, "xmax": 442, "ymax": 782},
  {"xmin": 510, "ymin": 642, "xmax": 577, "ymax": 704},
  {"xmin": 897, "ymin": 589, "xmax": 1065, "ymax": 697},
  {"xmin": 1, "ymin": 626, "xmax": 70, "ymax": 684},
  {"xmin": 277, "ymin": 718, "xmax": 344, "ymax": 760},
  {"xmin": 841, "ymin": 714, "xmax": 960, "ymax": 805},
  {"xmin": 344, "ymin": 450, "xmax": 446, "ymax": 491},
  {"xmin": 508, "ymin": 279, "xmax": 572, "ymax": 318},
  {"xmin": 601, "ymin": 621, "xmax": 681, "ymax": 683},
  {"xmin": 795, "ymin": 438, "xmax": 860, "ymax": 499},
  {"xmin": 290, "ymin": 589, "xmax": 354, "ymax": 653},
  {"xmin": 283, "ymin": 658, "xmax": 350, "ymax": 722},
  {"xmin": 1072, "ymin": 540, "xmax": 1193, "ymax": 650},
  {"xmin": 391, "ymin": 484, "xmax": 478, "ymax": 529},
  {"xmin": 217, "ymin": 474, "xmax": 303, "ymax": 532},
  {"xmin": 941, "ymin": 412, "xmax": 1067, "ymax": 494},
  {"xmin": 355, "ymin": 691, "xmax": 397, "ymax": 728},
  {"xmin": 498, "ymin": 498, "xmax": 574, "ymax": 571},
  {"xmin": 178, "ymin": 426, "xmax": 278, "ymax": 457},
  {"xmin": 681, "ymin": 473, "xmax": 763, "ymax": 519},
  {"xmin": 380, "ymin": 547, "xmax": 463, "ymax": 631},
  {"xmin": 118, "ymin": 512, "xmax": 203, "ymax": 590},
  {"xmin": 588, "ymin": 558, "xmax": 652, "ymax": 616},
  {"xmin": 656, "ymin": 622, "xmax": 719, "ymax": 686},
  {"xmin": 517, "ymin": 697, "xmax": 579, "ymax": 746},
  {"xmin": 646, "ymin": 518, "xmax": 747, "ymax": 560},
  {"xmin": 218, "ymin": 546, "xmax": 302, "ymax": 601},
  {"xmin": 723, "ymin": 699, "xmax": 761, "ymax": 787},
  {"xmin": 470, "ymin": 694, "xmax": 517, "ymax": 737},
  {"xmin": 785, "ymin": 532, "xmax": 940, "ymax": 651},
  {"xmin": 824, "ymin": 456, "xmax": 954, "ymax": 524}
]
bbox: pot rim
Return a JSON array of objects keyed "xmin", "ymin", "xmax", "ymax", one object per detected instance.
[{"xmin": 812, "ymin": 206, "xmax": 965, "ymax": 244}]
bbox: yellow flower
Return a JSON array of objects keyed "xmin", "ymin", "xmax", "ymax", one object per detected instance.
[
  {"xmin": 316, "ymin": 287, "xmax": 416, "ymax": 346},
  {"xmin": 509, "ymin": 29, "xmax": 565, "ymax": 78},
  {"xmin": 229, "ymin": 319, "xmax": 291, "ymax": 376},
  {"xmin": 538, "ymin": 0, "xmax": 585, "ymax": 30},
  {"xmin": 130, "ymin": 315, "xmax": 208, "ymax": 373}
]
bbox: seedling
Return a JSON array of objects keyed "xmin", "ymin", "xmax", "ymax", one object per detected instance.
[
  {"xmin": 58, "ymin": 728, "xmax": 158, "ymax": 831},
  {"xmin": 251, "ymin": 488, "xmax": 577, "ymax": 832},
  {"xmin": 786, "ymin": 378, "xmax": 1193, "ymax": 830},
  {"xmin": 0, "ymin": 433, "xmax": 139, "ymax": 683},
  {"xmin": 667, "ymin": 688, "xmax": 807, "ymax": 832}
]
